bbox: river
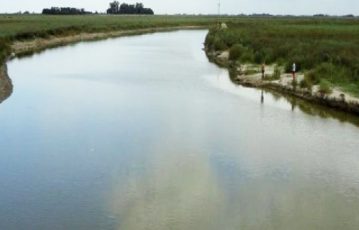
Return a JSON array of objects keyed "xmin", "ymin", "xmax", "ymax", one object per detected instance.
[{"xmin": 1, "ymin": 30, "xmax": 359, "ymax": 230}]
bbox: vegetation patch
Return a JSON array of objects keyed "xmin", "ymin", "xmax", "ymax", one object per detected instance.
[
  {"xmin": 299, "ymin": 78, "xmax": 313, "ymax": 91},
  {"xmin": 266, "ymin": 65, "xmax": 281, "ymax": 81},
  {"xmin": 0, "ymin": 38, "xmax": 10, "ymax": 64},
  {"xmin": 205, "ymin": 18, "xmax": 359, "ymax": 96},
  {"xmin": 229, "ymin": 44, "xmax": 242, "ymax": 60},
  {"xmin": 319, "ymin": 79, "xmax": 333, "ymax": 95}
]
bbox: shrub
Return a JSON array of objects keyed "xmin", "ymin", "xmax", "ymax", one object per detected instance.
[
  {"xmin": 213, "ymin": 36, "xmax": 227, "ymax": 51},
  {"xmin": 319, "ymin": 79, "xmax": 333, "ymax": 95},
  {"xmin": 229, "ymin": 44, "xmax": 242, "ymax": 60},
  {"xmin": 205, "ymin": 33, "xmax": 215, "ymax": 48},
  {"xmin": 0, "ymin": 38, "xmax": 11, "ymax": 64},
  {"xmin": 299, "ymin": 79, "xmax": 313, "ymax": 90},
  {"xmin": 352, "ymin": 64, "xmax": 359, "ymax": 81},
  {"xmin": 305, "ymin": 70, "xmax": 320, "ymax": 85},
  {"xmin": 220, "ymin": 29, "xmax": 241, "ymax": 47},
  {"xmin": 315, "ymin": 63, "xmax": 337, "ymax": 79},
  {"xmin": 272, "ymin": 65, "xmax": 281, "ymax": 80},
  {"xmin": 228, "ymin": 44, "xmax": 254, "ymax": 62},
  {"xmin": 254, "ymin": 51, "xmax": 265, "ymax": 64},
  {"xmin": 306, "ymin": 63, "xmax": 352, "ymax": 84},
  {"xmin": 240, "ymin": 49, "xmax": 254, "ymax": 63}
]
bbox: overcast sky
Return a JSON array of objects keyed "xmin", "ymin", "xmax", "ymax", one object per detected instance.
[{"xmin": 1, "ymin": 0, "xmax": 358, "ymax": 15}]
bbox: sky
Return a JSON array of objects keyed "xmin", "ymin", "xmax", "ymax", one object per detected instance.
[{"xmin": 1, "ymin": 0, "xmax": 358, "ymax": 15}]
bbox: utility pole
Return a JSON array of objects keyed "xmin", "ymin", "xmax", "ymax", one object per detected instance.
[
  {"xmin": 218, "ymin": 0, "xmax": 221, "ymax": 15},
  {"xmin": 217, "ymin": 0, "xmax": 221, "ymax": 25}
]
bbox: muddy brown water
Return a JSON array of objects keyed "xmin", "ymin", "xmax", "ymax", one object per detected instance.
[{"xmin": 1, "ymin": 30, "xmax": 359, "ymax": 230}]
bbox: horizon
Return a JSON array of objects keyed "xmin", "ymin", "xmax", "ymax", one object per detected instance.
[{"xmin": 1, "ymin": 0, "xmax": 358, "ymax": 16}]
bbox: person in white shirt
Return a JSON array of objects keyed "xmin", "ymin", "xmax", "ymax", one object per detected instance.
[{"xmin": 292, "ymin": 63, "xmax": 296, "ymax": 80}]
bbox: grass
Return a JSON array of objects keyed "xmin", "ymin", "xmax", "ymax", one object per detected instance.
[
  {"xmin": 265, "ymin": 65, "xmax": 281, "ymax": 81},
  {"xmin": 205, "ymin": 17, "xmax": 359, "ymax": 96},
  {"xmin": 0, "ymin": 14, "xmax": 239, "ymax": 64},
  {"xmin": 319, "ymin": 79, "xmax": 333, "ymax": 95},
  {"xmin": 0, "ymin": 15, "xmax": 233, "ymax": 39}
]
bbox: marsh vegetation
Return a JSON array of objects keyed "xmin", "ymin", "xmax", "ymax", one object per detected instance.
[{"xmin": 205, "ymin": 17, "xmax": 359, "ymax": 96}]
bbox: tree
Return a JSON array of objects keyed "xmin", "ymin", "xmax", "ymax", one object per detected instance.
[
  {"xmin": 106, "ymin": 2, "xmax": 154, "ymax": 15},
  {"xmin": 42, "ymin": 7, "xmax": 91, "ymax": 15},
  {"xmin": 107, "ymin": 1, "xmax": 120, "ymax": 14},
  {"xmin": 135, "ymin": 3, "xmax": 144, "ymax": 13}
]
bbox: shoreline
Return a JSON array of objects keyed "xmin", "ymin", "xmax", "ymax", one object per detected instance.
[
  {"xmin": 3, "ymin": 25, "xmax": 359, "ymax": 116},
  {"xmin": 206, "ymin": 50, "xmax": 359, "ymax": 116},
  {"xmin": 10, "ymin": 25, "xmax": 206, "ymax": 57},
  {"xmin": 0, "ymin": 25, "xmax": 205, "ymax": 104},
  {"xmin": 0, "ymin": 64, "xmax": 13, "ymax": 104}
]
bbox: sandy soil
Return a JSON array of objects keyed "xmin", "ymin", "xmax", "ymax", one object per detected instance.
[{"xmin": 235, "ymin": 63, "xmax": 359, "ymax": 105}]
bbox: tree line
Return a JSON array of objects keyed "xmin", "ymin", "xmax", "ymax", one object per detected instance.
[
  {"xmin": 107, "ymin": 1, "xmax": 154, "ymax": 15},
  {"xmin": 42, "ymin": 7, "xmax": 91, "ymax": 15},
  {"xmin": 41, "ymin": 2, "xmax": 154, "ymax": 15}
]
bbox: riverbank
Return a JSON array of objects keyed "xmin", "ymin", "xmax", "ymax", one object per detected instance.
[
  {"xmin": 206, "ymin": 50, "xmax": 359, "ymax": 115},
  {"xmin": 2, "ymin": 15, "xmax": 359, "ymax": 115},
  {"xmin": 0, "ymin": 64, "xmax": 12, "ymax": 104},
  {"xmin": 0, "ymin": 25, "xmax": 204, "ymax": 105},
  {"xmin": 205, "ymin": 18, "xmax": 359, "ymax": 115},
  {"xmin": 0, "ymin": 14, "xmax": 217, "ymax": 95},
  {"xmin": 10, "ymin": 26, "xmax": 205, "ymax": 57}
]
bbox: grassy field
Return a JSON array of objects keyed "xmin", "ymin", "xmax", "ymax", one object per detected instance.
[
  {"xmin": 205, "ymin": 17, "xmax": 359, "ymax": 96},
  {"xmin": 0, "ymin": 15, "xmax": 225, "ymax": 39}
]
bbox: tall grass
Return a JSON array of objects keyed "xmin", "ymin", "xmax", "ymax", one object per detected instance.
[
  {"xmin": 0, "ymin": 15, "xmax": 233, "ymax": 39},
  {"xmin": 205, "ymin": 17, "xmax": 359, "ymax": 95}
]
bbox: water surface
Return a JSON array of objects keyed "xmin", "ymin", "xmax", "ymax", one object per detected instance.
[{"xmin": 1, "ymin": 30, "xmax": 359, "ymax": 230}]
